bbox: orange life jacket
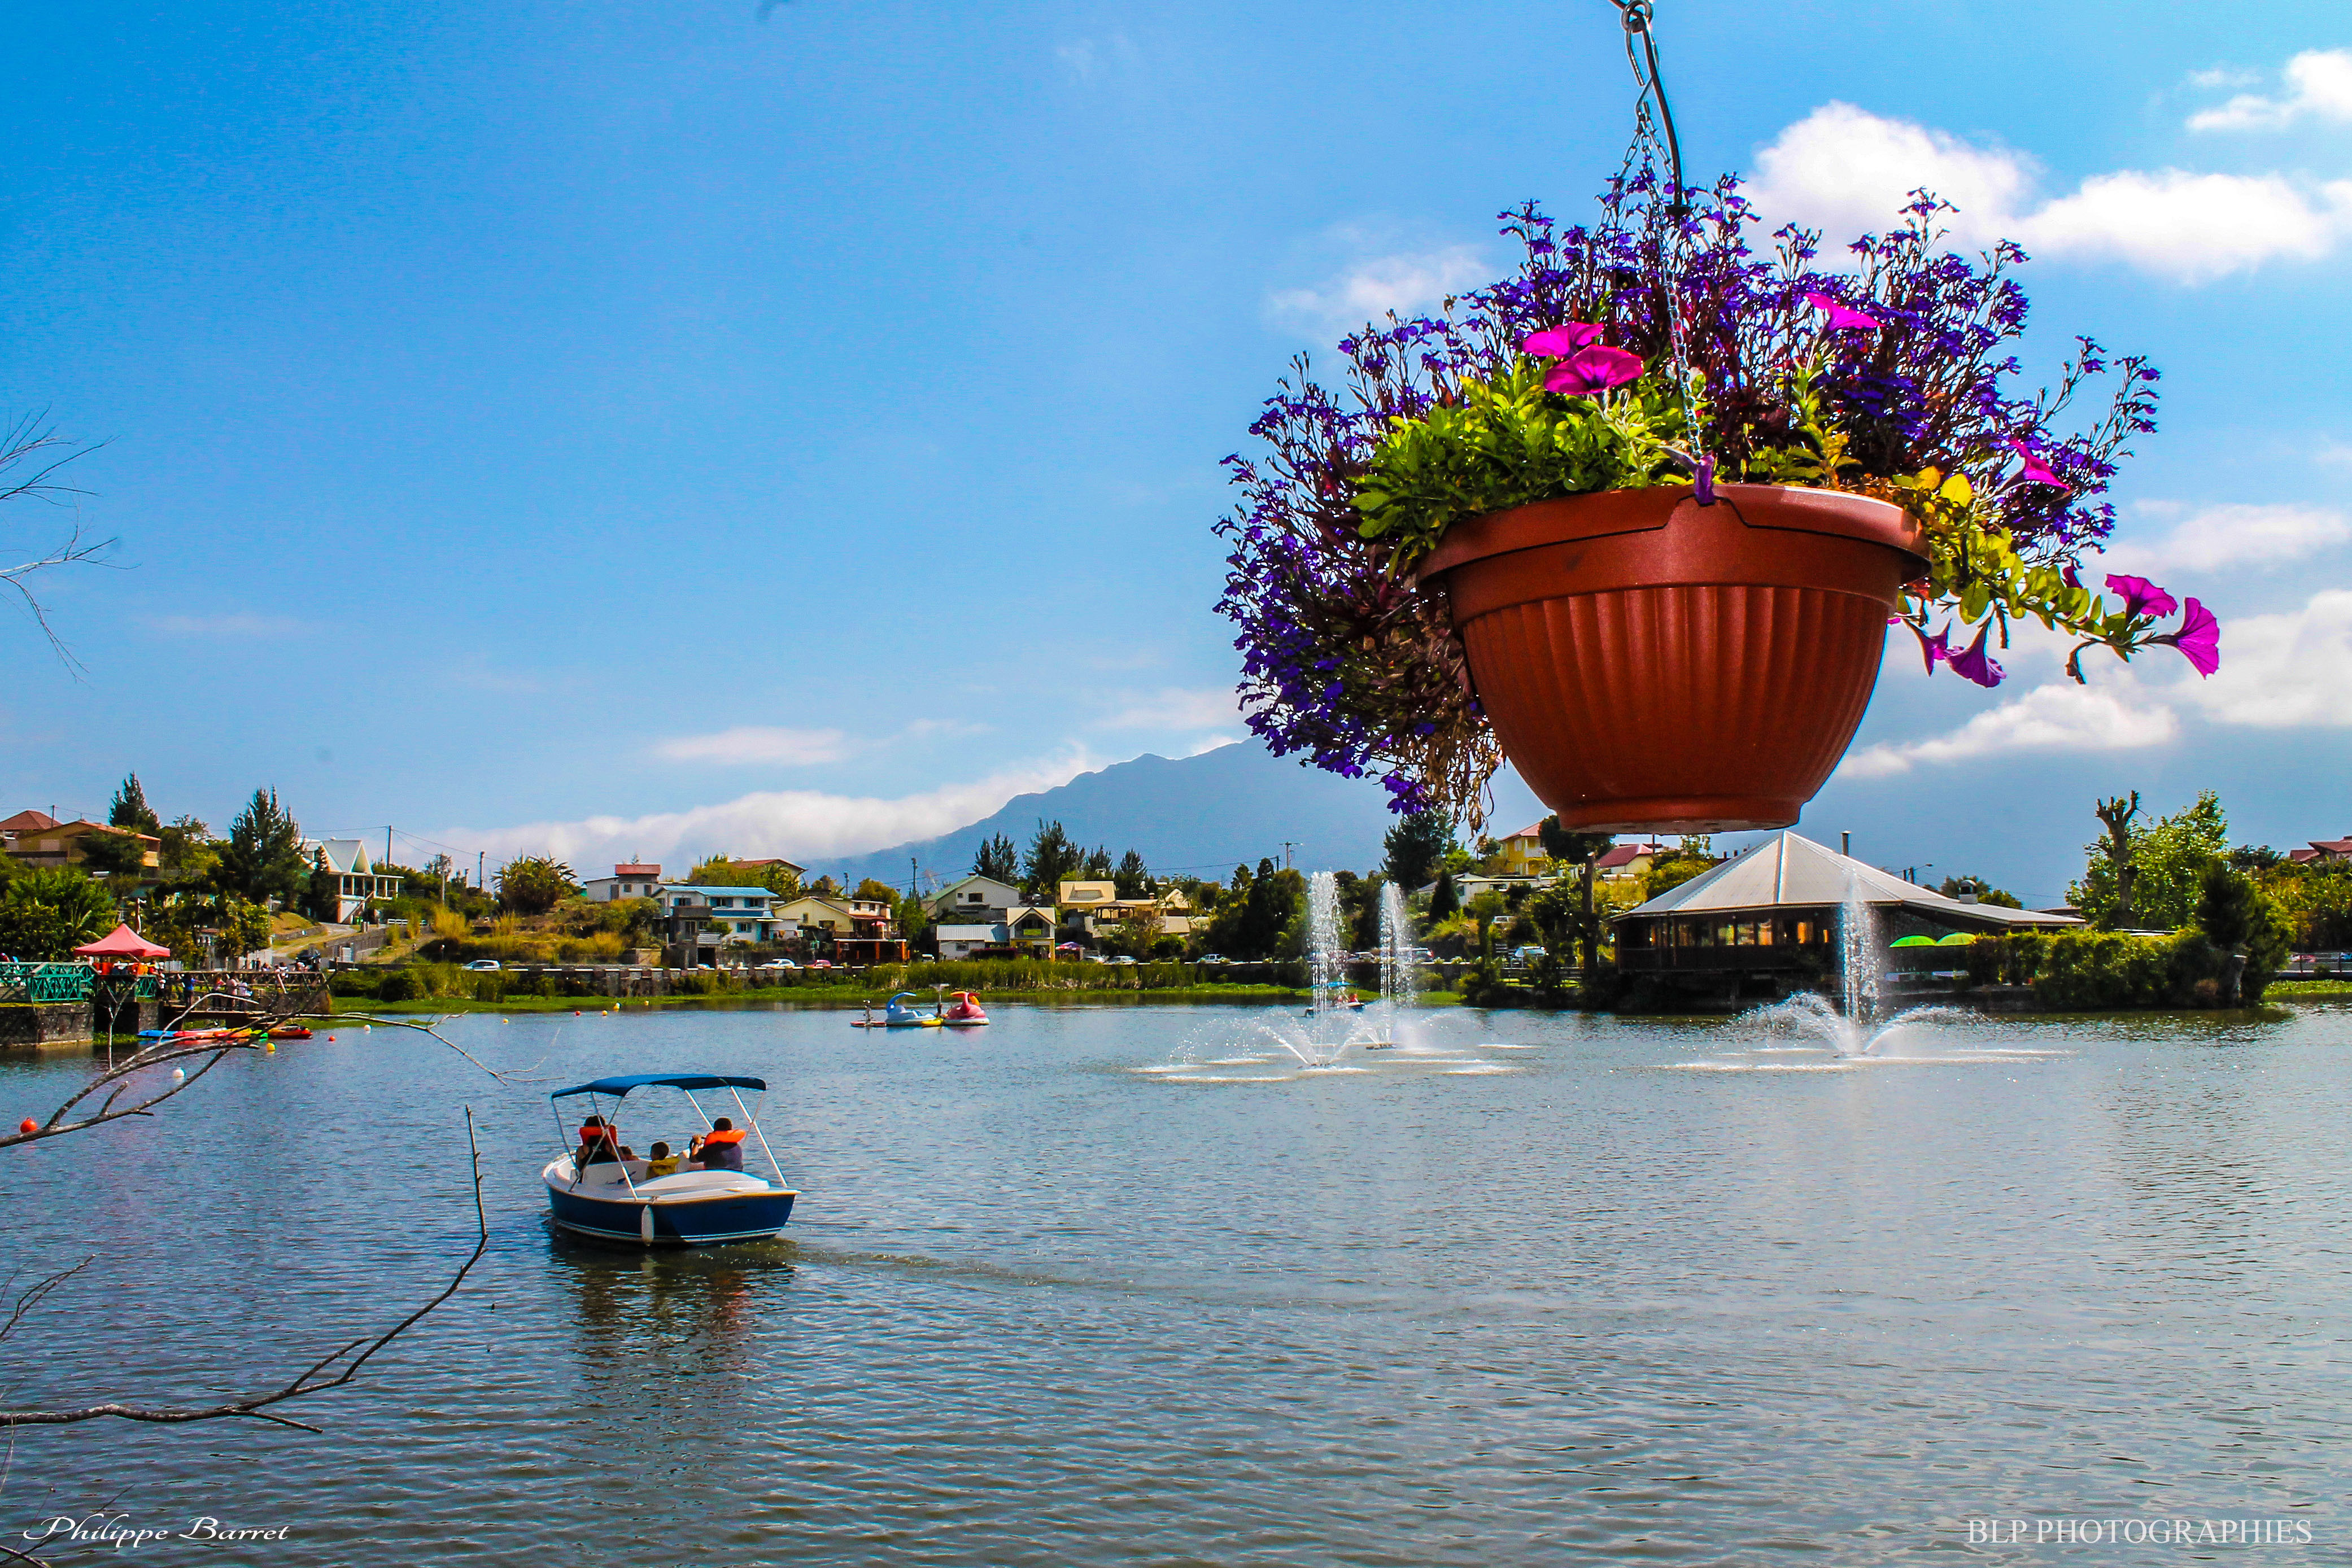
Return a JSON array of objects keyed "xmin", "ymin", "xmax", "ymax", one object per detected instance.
[
  {"xmin": 578, "ymin": 1123, "xmax": 618, "ymax": 1146},
  {"xmin": 699, "ymin": 1128, "xmax": 746, "ymax": 1147}
]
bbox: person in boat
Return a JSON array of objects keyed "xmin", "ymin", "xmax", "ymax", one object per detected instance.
[
  {"xmin": 691, "ymin": 1118, "xmax": 747, "ymax": 1172},
  {"xmin": 575, "ymin": 1115, "xmax": 623, "ymax": 1167},
  {"xmin": 643, "ymin": 1141, "xmax": 680, "ymax": 1177}
]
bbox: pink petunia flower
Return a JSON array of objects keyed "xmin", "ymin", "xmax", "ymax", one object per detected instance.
[
  {"xmin": 2154, "ymin": 597, "xmax": 2220, "ymax": 677},
  {"xmin": 2008, "ymin": 439, "xmax": 2074, "ymax": 493},
  {"xmin": 1804, "ymin": 291, "xmax": 1883, "ymax": 333},
  {"xmin": 2104, "ymin": 573, "xmax": 2178, "ymax": 621},
  {"xmin": 1948, "ymin": 622, "xmax": 2005, "ymax": 688},
  {"xmin": 1912, "ymin": 621, "xmax": 1953, "ymax": 675},
  {"xmin": 1522, "ymin": 323, "xmax": 1604, "ymax": 358},
  {"xmin": 1543, "ymin": 345, "xmax": 1644, "ymax": 396}
]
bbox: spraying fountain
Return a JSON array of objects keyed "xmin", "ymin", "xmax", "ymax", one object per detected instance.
[
  {"xmin": 1243, "ymin": 871, "xmax": 1419, "ymax": 1068},
  {"xmin": 1750, "ymin": 877, "xmax": 1975, "ymax": 1056}
]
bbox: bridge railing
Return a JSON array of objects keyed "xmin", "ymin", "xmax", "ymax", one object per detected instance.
[{"xmin": 0, "ymin": 962, "xmax": 96, "ymax": 1004}]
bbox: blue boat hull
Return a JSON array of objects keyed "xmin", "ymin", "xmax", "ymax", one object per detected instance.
[{"xmin": 546, "ymin": 1185, "xmax": 796, "ymax": 1246}]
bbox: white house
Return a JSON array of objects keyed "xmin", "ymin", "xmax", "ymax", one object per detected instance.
[
  {"xmin": 582, "ymin": 863, "xmax": 666, "ymax": 902},
  {"xmin": 933, "ymin": 923, "xmax": 1009, "ymax": 960},
  {"xmin": 925, "ymin": 873, "xmax": 1023, "ymax": 923},
  {"xmin": 305, "ymin": 840, "xmax": 405, "ymax": 922}
]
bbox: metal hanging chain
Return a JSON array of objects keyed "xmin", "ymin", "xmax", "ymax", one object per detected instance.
[{"xmin": 1605, "ymin": 0, "xmax": 1704, "ymax": 468}]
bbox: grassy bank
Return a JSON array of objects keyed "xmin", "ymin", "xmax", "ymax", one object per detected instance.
[
  {"xmin": 337, "ymin": 982, "xmax": 1314, "ymax": 1015},
  {"xmin": 2267, "ymin": 978, "xmax": 2352, "ymax": 998}
]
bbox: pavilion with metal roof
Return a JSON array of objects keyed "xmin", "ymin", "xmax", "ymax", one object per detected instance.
[{"xmin": 1613, "ymin": 831, "xmax": 2079, "ymax": 983}]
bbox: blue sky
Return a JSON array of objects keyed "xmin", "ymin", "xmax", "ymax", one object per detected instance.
[{"xmin": 2, "ymin": 0, "xmax": 2346, "ymax": 905}]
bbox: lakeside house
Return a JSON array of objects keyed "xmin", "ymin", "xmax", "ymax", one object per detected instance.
[
  {"xmin": 1613, "ymin": 831, "xmax": 2078, "ymax": 999},
  {"xmin": 775, "ymin": 893, "xmax": 907, "ymax": 966},
  {"xmin": 2289, "ymin": 836, "xmax": 2352, "ymax": 865},
  {"xmin": 658, "ymin": 884, "xmax": 791, "ymax": 944},
  {"xmin": 1493, "ymin": 824, "xmax": 1553, "ymax": 878},
  {"xmin": 582, "ymin": 863, "xmax": 666, "ymax": 902},
  {"xmin": 1595, "ymin": 841, "xmax": 1668, "ymax": 882},
  {"xmin": 7, "ymin": 815, "xmax": 162, "ymax": 876},
  {"xmin": 304, "ymin": 838, "xmax": 405, "ymax": 921},
  {"xmin": 933, "ymin": 923, "xmax": 1006, "ymax": 960},
  {"xmin": 924, "ymin": 873, "xmax": 1023, "ymax": 924}
]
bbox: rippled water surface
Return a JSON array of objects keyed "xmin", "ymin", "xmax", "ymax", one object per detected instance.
[{"xmin": 4, "ymin": 1001, "xmax": 2348, "ymax": 1565}]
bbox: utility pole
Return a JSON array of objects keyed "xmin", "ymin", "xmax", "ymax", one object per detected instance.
[
  {"xmin": 1281, "ymin": 841, "xmax": 1298, "ymax": 872},
  {"xmin": 386, "ymin": 826, "xmax": 394, "ymax": 870},
  {"xmin": 909, "ymin": 856, "xmax": 918, "ymax": 899},
  {"xmin": 478, "ymin": 850, "xmax": 486, "ymax": 895}
]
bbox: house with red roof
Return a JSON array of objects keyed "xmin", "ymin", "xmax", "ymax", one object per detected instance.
[{"xmin": 2288, "ymin": 836, "xmax": 2352, "ymax": 865}]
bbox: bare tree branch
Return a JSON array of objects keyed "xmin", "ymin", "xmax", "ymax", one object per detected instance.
[
  {"xmin": 0, "ymin": 1260, "xmax": 92, "ymax": 1349},
  {"xmin": 0, "ymin": 1110, "xmax": 487, "ymax": 1431},
  {"xmin": 2, "ymin": 409, "xmax": 117, "ymax": 673}
]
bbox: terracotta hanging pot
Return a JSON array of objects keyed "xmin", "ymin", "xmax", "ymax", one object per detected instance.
[{"xmin": 1418, "ymin": 483, "xmax": 1928, "ymax": 833}]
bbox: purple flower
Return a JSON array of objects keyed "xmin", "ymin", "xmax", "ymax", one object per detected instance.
[
  {"xmin": 1692, "ymin": 452, "xmax": 1717, "ymax": 505},
  {"xmin": 1912, "ymin": 621, "xmax": 1953, "ymax": 674},
  {"xmin": 2008, "ymin": 439, "xmax": 2072, "ymax": 493},
  {"xmin": 2104, "ymin": 573, "xmax": 2178, "ymax": 621},
  {"xmin": 1948, "ymin": 623, "xmax": 2005, "ymax": 687},
  {"xmin": 1522, "ymin": 323, "xmax": 1603, "ymax": 357},
  {"xmin": 2153, "ymin": 597, "xmax": 2220, "ymax": 676},
  {"xmin": 1805, "ymin": 291, "xmax": 1883, "ymax": 333},
  {"xmin": 1544, "ymin": 344, "xmax": 1644, "ymax": 396}
]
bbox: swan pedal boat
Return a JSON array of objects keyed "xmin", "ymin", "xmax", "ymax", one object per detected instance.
[
  {"xmin": 544, "ymin": 1072, "xmax": 797, "ymax": 1246},
  {"xmin": 850, "ymin": 992, "xmax": 947, "ymax": 1028}
]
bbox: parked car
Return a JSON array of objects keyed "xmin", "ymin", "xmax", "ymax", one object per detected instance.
[
  {"xmin": 1081, "ymin": 953, "xmax": 1107, "ymax": 964},
  {"xmin": 1111, "ymin": 954, "xmax": 1138, "ymax": 965},
  {"xmin": 1199, "ymin": 954, "xmax": 1228, "ymax": 964},
  {"xmin": 755, "ymin": 958, "xmax": 799, "ymax": 970},
  {"xmin": 463, "ymin": 959, "xmax": 501, "ymax": 972},
  {"xmin": 808, "ymin": 959, "xmax": 832, "ymax": 970}
]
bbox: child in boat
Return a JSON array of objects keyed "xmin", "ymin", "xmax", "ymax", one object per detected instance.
[
  {"xmin": 643, "ymin": 1141, "xmax": 680, "ymax": 1177},
  {"xmin": 691, "ymin": 1119, "xmax": 747, "ymax": 1172},
  {"xmin": 575, "ymin": 1116, "xmax": 622, "ymax": 1166}
]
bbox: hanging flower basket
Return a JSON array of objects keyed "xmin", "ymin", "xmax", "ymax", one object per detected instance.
[
  {"xmin": 1214, "ymin": 4, "xmax": 2220, "ymax": 835},
  {"xmin": 1420, "ymin": 483, "xmax": 1925, "ymax": 831},
  {"xmin": 1218, "ymin": 182, "xmax": 2217, "ymax": 833}
]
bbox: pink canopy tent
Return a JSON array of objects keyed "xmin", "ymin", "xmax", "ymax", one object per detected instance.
[{"xmin": 73, "ymin": 923, "xmax": 172, "ymax": 960}]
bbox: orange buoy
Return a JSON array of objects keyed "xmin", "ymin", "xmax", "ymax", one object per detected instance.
[{"xmin": 16, "ymin": 1118, "xmax": 34, "ymax": 1134}]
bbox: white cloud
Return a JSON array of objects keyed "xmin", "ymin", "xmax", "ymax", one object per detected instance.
[
  {"xmin": 1096, "ymin": 686, "xmax": 1243, "ymax": 730},
  {"xmin": 2098, "ymin": 503, "xmax": 2352, "ymax": 574},
  {"xmin": 2170, "ymin": 588, "xmax": 2352, "ymax": 728},
  {"xmin": 2188, "ymin": 49, "xmax": 2352, "ymax": 132},
  {"xmin": 448, "ymin": 749, "xmax": 1106, "ymax": 871},
  {"xmin": 1749, "ymin": 101, "xmax": 2352, "ymax": 282},
  {"xmin": 1838, "ymin": 682, "xmax": 2179, "ymax": 779},
  {"xmin": 155, "ymin": 612, "xmax": 316, "ymax": 637},
  {"xmin": 1268, "ymin": 244, "xmax": 1488, "ymax": 333},
  {"xmin": 652, "ymin": 726, "xmax": 853, "ymax": 766}
]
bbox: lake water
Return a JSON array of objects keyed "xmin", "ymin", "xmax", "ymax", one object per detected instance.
[{"xmin": 3, "ymin": 1001, "xmax": 2347, "ymax": 1565}]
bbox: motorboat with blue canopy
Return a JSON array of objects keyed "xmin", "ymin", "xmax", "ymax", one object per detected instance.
[{"xmin": 543, "ymin": 1071, "xmax": 797, "ymax": 1246}]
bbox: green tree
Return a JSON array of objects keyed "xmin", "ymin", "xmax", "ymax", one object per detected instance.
[
  {"xmin": 0, "ymin": 870, "xmax": 117, "ymax": 958},
  {"xmin": 896, "ymin": 891, "xmax": 931, "ymax": 945},
  {"xmin": 1467, "ymin": 888, "xmax": 1507, "ymax": 958},
  {"xmin": 1023, "ymin": 819, "xmax": 1080, "ymax": 898},
  {"xmin": 1081, "ymin": 845, "xmax": 1114, "ymax": 880},
  {"xmin": 1384, "ymin": 812, "xmax": 1452, "ymax": 891},
  {"xmin": 850, "ymin": 877, "xmax": 901, "ymax": 904},
  {"xmin": 1238, "ymin": 859, "xmax": 1302, "ymax": 960},
  {"xmin": 1537, "ymin": 817, "xmax": 1613, "ymax": 872},
  {"xmin": 1637, "ymin": 843, "xmax": 1720, "ymax": 903},
  {"xmin": 2195, "ymin": 863, "xmax": 2293, "ymax": 1004},
  {"xmin": 108, "ymin": 772, "xmax": 160, "ymax": 836},
  {"xmin": 1112, "ymin": 849, "xmax": 1152, "ymax": 899},
  {"xmin": 690, "ymin": 857, "xmax": 802, "ymax": 896},
  {"xmin": 158, "ymin": 814, "xmax": 214, "ymax": 876},
  {"xmin": 1428, "ymin": 869, "xmax": 1460, "ymax": 920},
  {"xmin": 78, "ymin": 828, "xmax": 150, "ymax": 877},
  {"xmin": 496, "ymin": 855, "xmax": 578, "ymax": 915},
  {"xmin": 973, "ymin": 833, "xmax": 1019, "ymax": 884},
  {"xmin": 2071, "ymin": 790, "xmax": 2228, "ymax": 930},
  {"xmin": 215, "ymin": 788, "xmax": 307, "ymax": 905}
]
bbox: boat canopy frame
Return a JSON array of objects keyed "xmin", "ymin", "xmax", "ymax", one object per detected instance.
[{"xmin": 547, "ymin": 1073, "xmax": 787, "ymax": 1195}]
